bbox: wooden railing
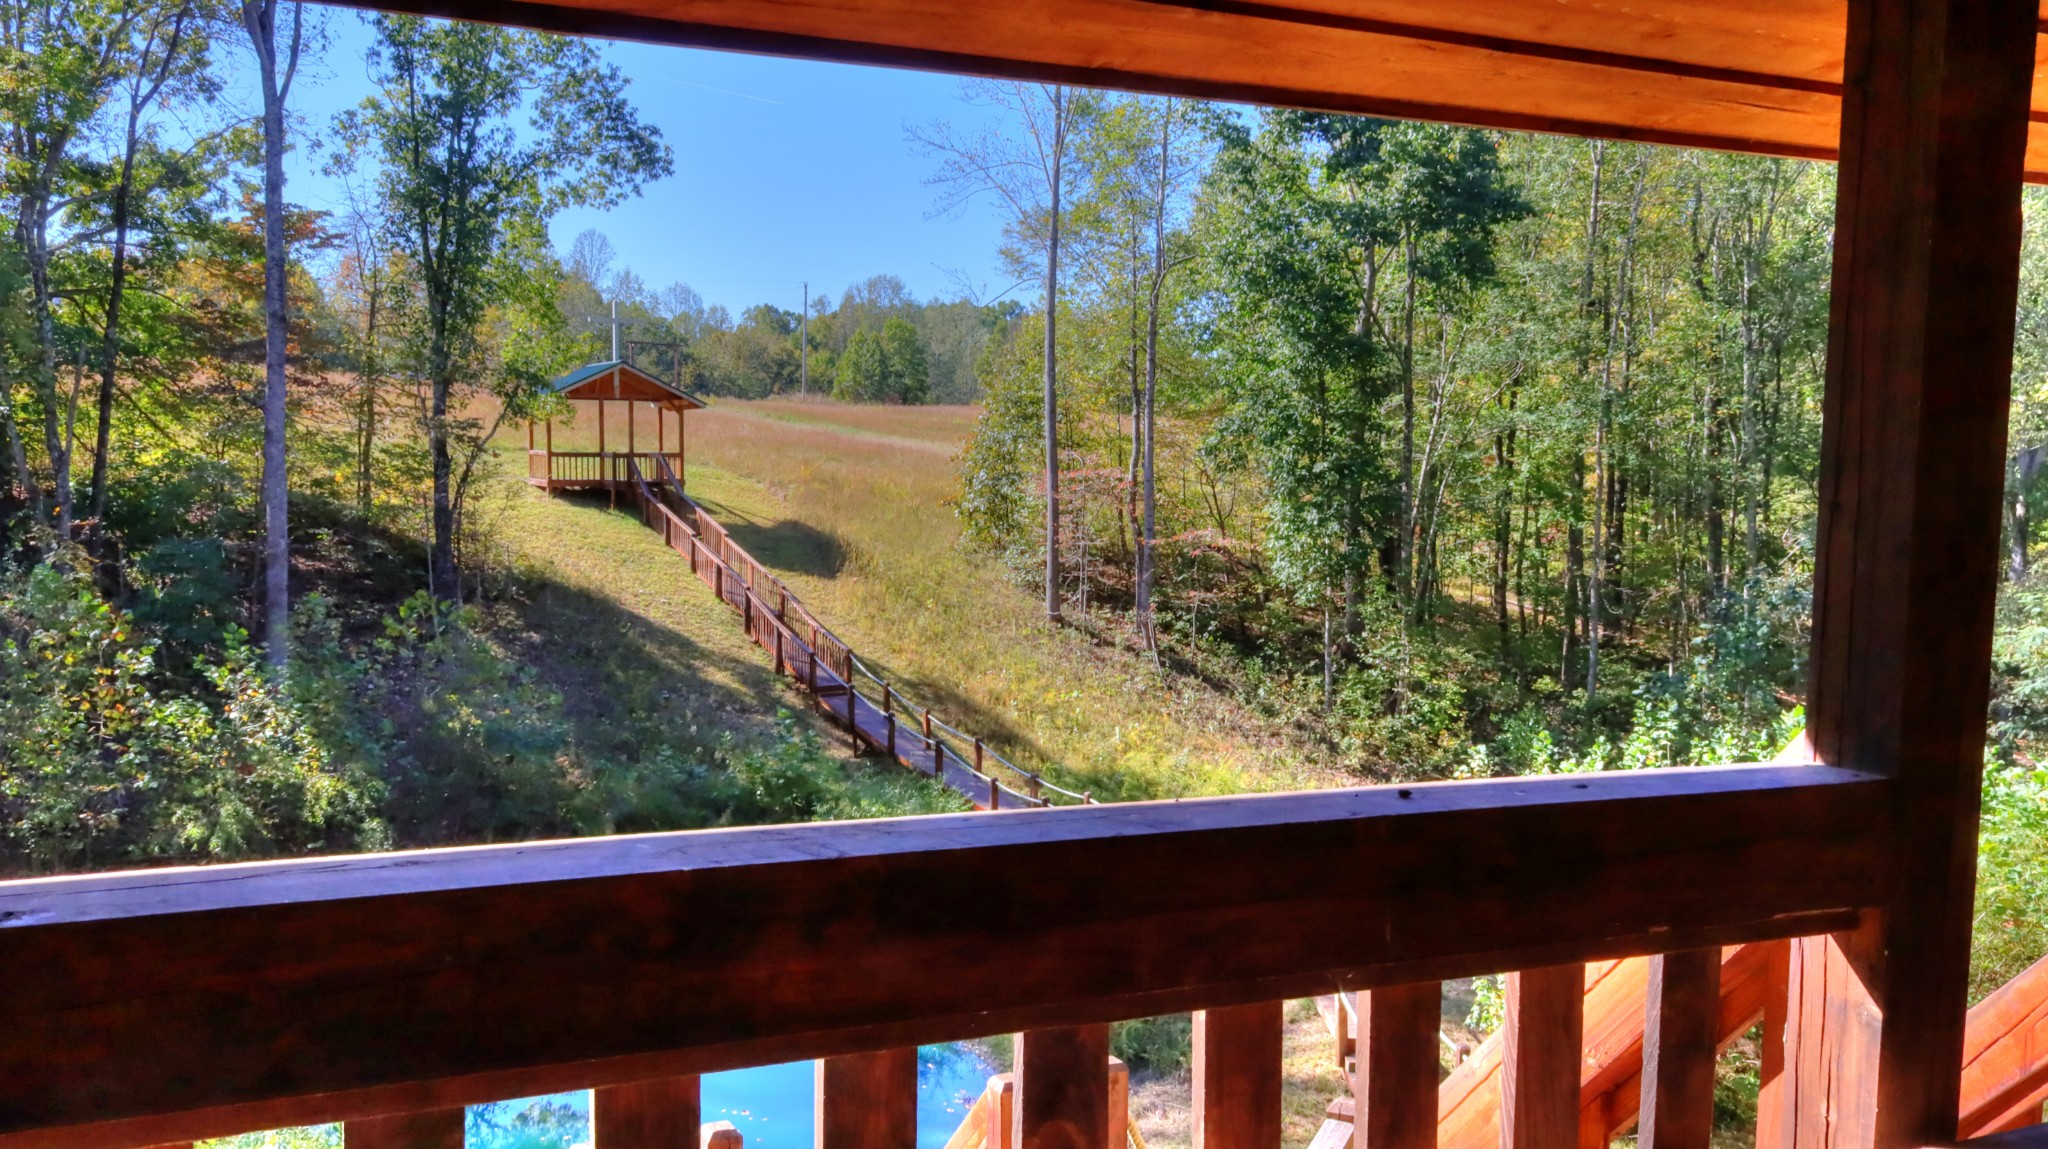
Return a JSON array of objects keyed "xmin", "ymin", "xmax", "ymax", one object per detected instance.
[
  {"xmin": 0, "ymin": 763, "xmax": 1889, "ymax": 1149},
  {"xmin": 530, "ymin": 450, "xmax": 686, "ymax": 488},
  {"xmin": 631, "ymin": 456, "xmax": 1084, "ymax": 809},
  {"xmin": 1303, "ymin": 945, "xmax": 2048, "ymax": 1149}
]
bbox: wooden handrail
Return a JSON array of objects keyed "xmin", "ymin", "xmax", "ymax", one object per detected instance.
[
  {"xmin": 0, "ymin": 765, "xmax": 1881, "ymax": 1147},
  {"xmin": 625, "ymin": 458, "xmax": 1062, "ymax": 809}
]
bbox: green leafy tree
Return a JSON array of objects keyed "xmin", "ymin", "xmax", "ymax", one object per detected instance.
[{"xmin": 342, "ymin": 15, "xmax": 672, "ymax": 601}]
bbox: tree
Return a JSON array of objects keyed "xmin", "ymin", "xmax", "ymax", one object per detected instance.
[
  {"xmin": 879, "ymin": 316, "xmax": 929, "ymax": 403},
  {"xmin": 345, "ymin": 14, "xmax": 670, "ymax": 602},
  {"xmin": 916, "ymin": 81, "xmax": 1088, "ymax": 622},
  {"xmin": 240, "ymin": 0, "xmax": 304, "ymax": 665}
]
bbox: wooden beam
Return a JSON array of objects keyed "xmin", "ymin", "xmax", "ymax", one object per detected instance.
[
  {"xmin": 1354, "ymin": 983, "xmax": 1439, "ymax": 1149},
  {"xmin": 595, "ymin": 1076, "xmax": 701, "ymax": 1149},
  {"xmin": 0, "ymin": 767, "xmax": 1883, "ymax": 1148},
  {"xmin": 1797, "ymin": 1, "xmax": 2041, "ymax": 1149},
  {"xmin": 818, "ymin": 1049, "xmax": 917, "ymax": 1149},
  {"xmin": 1639, "ymin": 950, "xmax": 1720, "ymax": 1149},
  {"xmin": 344, "ymin": 1110, "xmax": 464, "ymax": 1149},
  {"xmin": 1501, "ymin": 966, "xmax": 1584, "ymax": 1149},
  {"xmin": 1015, "ymin": 1026, "xmax": 1109, "ymax": 1149},
  {"xmin": 1193, "ymin": 1002, "xmax": 1282, "ymax": 1149}
]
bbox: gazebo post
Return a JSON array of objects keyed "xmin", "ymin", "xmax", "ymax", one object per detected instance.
[
  {"xmin": 628, "ymin": 399, "xmax": 636, "ymax": 462},
  {"xmin": 658, "ymin": 404, "xmax": 666, "ymax": 459},
  {"xmin": 544, "ymin": 418, "xmax": 554, "ymax": 496}
]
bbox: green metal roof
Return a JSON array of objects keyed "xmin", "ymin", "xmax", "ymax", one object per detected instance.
[{"xmin": 549, "ymin": 359, "xmax": 708, "ymax": 406}]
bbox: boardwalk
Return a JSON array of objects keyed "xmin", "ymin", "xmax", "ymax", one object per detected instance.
[{"xmin": 617, "ymin": 456, "xmax": 1084, "ymax": 811}]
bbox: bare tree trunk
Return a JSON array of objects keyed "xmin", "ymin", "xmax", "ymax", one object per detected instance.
[
  {"xmin": 1397, "ymin": 229, "xmax": 1417, "ymax": 604},
  {"xmin": 244, "ymin": 0, "xmax": 301, "ymax": 667},
  {"xmin": 1137, "ymin": 104, "xmax": 1174, "ymax": 653},
  {"xmin": 1043, "ymin": 85, "xmax": 1066, "ymax": 624}
]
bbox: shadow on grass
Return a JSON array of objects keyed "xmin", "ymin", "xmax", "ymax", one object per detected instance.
[
  {"xmin": 722, "ymin": 516, "xmax": 848, "ymax": 580},
  {"xmin": 496, "ymin": 549, "xmax": 805, "ymax": 765}
]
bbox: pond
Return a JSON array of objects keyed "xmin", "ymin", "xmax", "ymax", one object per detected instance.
[{"xmin": 466, "ymin": 1043, "xmax": 998, "ymax": 1149}]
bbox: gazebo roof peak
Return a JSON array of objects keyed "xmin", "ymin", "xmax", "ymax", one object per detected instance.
[{"xmin": 550, "ymin": 359, "xmax": 706, "ymax": 408}]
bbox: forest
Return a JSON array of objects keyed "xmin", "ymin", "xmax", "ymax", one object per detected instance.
[{"xmin": 0, "ymin": 0, "xmax": 2041, "ymax": 1001}]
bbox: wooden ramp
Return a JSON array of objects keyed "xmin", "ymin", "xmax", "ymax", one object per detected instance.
[
  {"xmin": 1310, "ymin": 946, "xmax": 2048, "ymax": 1149},
  {"xmin": 615, "ymin": 457, "xmax": 1084, "ymax": 811}
]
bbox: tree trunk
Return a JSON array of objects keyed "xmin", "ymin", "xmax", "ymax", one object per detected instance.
[
  {"xmin": 1138, "ymin": 105, "xmax": 1172, "ymax": 653},
  {"xmin": 1043, "ymin": 85, "xmax": 1065, "ymax": 624},
  {"xmin": 245, "ymin": 0, "xmax": 300, "ymax": 667}
]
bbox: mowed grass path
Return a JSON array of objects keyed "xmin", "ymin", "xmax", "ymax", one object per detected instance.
[{"xmin": 684, "ymin": 399, "xmax": 1328, "ymax": 800}]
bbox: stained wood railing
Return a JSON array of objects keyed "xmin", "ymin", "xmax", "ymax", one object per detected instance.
[
  {"xmin": 629, "ymin": 456, "xmax": 1083, "ymax": 810},
  {"xmin": 0, "ymin": 763, "xmax": 1891, "ymax": 1149},
  {"xmin": 529, "ymin": 450, "xmax": 686, "ymax": 489},
  {"xmin": 1304, "ymin": 944, "xmax": 2048, "ymax": 1149}
]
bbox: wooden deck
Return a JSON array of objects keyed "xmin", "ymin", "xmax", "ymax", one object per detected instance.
[{"xmin": 613, "ymin": 457, "xmax": 1082, "ymax": 811}]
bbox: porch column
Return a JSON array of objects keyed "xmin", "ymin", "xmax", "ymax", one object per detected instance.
[{"xmin": 1787, "ymin": 4, "xmax": 2039, "ymax": 1149}]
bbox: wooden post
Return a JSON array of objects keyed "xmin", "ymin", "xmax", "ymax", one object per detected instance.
[
  {"xmin": 975, "ymin": 738, "xmax": 985, "ymax": 774},
  {"xmin": 344, "ymin": 1110, "xmax": 464, "ymax": 1149},
  {"xmin": 888, "ymin": 710, "xmax": 897, "ymax": 756},
  {"xmin": 595, "ymin": 1076, "xmax": 701, "ymax": 1149},
  {"xmin": 1756, "ymin": 941, "xmax": 1794, "ymax": 1149},
  {"xmin": 1501, "ymin": 966, "xmax": 1583, "ymax": 1149},
  {"xmin": 1640, "ymin": 950, "xmax": 1720, "ymax": 1149},
  {"xmin": 598, "ymin": 398, "xmax": 607, "ymax": 455},
  {"xmin": 1193, "ymin": 1001, "xmax": 1282, "ymax": 1149},
  {"xmin": 658, "ymin": 404, "xmax": 666, "ymax": 457},
  {"xmin": 1015, "ymin": 1025, "xmax": 1110, "ymax": 1149},
  {"xmin": 1785, "ymin": 4, "xmax": 2040, "ymax": 1149},
  {"xmin": 544, "ymin": 418, "xmax": 555, "ymax": 494},
  {"xmin": 1354, "ymin": 983, "xmax": 1439, "ymax": 1149},
  {"xmin": 818, "ymin": 1049, "xmax": 917, "ymax": 1149},
  {"xmin": 988, "ymin": 774, "xmax": 1000, "ymax": 809},
  {"xmin": 775, "ymin": 627, "xmax": 785, "ymax": 676},
  {"xmin": 628, "ymin": 398, "xmax": 637, "ymax": 459}
]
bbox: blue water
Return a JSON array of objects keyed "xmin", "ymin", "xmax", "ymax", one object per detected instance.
[{"xmin": 466, "ymin": 1043, "xmax": 997, "ymax": 1149}]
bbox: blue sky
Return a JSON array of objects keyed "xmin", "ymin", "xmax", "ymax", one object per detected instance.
[{"xmin": 272, "ymin": 10, "xmax": 1017, "ymax": 316}]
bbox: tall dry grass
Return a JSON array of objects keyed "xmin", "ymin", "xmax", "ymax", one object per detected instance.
[{"xmin": 683, "ymin": 398, "xmax": 1332, "ymax": 800}]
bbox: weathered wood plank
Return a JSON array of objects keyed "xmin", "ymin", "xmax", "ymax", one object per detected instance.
[
  {"xmin": 1016, "ymin": 1026, "xmax": 1109, "ymax": 1149},
  {"xmin": 1501, "ymin": 966, "xmax": 1584, "ymax": 1149},
  {"xmin": 1798, "ymin": 0, "xmax": 2041, "ymax": 1146},
  {"xmin": 1639, "ymin": 950, "xmax": 1720, "ymax": 1149},
  {"xmin": 1354, "ymin": 983, "xmax": 1438, "ymax": 1149},
  {"xmin": 343, "ymin": 1110, "xmax": 464, "ymax": 1149},
  {"xmin": 1193, "ymin": 1002, "xmax": 1282, "ymax": 1149},
  {"xmin": 595, "ymin": 1076, "xmax": 701, "ymax": 1149},
  {"xmin": 0, "ymin": 767, "xmax": 1882, "ymax": 1148},
  {"xmin": 818, "ymin": 1049, "xmax": 918, "ymax": 1149}
]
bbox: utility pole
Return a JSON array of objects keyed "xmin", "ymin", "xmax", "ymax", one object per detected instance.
[
  {"xmin": 800, "ymin": 281, "xmax": 809, "ymax": 396},
  {"xmin": 587, "ymin": 299, "xmax": 629, "ymax": 362}
]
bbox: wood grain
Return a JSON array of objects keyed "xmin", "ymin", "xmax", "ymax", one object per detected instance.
[
  {"xmin": 1355, "ymin": 984, "xmax": 1439, "ymax": 1149},
  {"xmin": 0, "ymin": 767, "xmax": 1882, "ymax": 1148},
  {"xmin": 818, "ymin": 1050, "xmax": 917, "ymax": 1149},
  {"xmin": 1016, "ymin": 1027, "xmax": 1109, "ymax": 1149},
  {"xmin": 1639, "ymin": 950, "xmax": 1720, "ymax": 1149},
  {"xmin": 1501, "ymin": 967, "xmax": 1584, "ymax": 1149},
  {"xmin": 595, "ymin": 1077, "xmax": 701, "ymax": 1149},
  {"xmin": 1193, "ymin": 1002, "xmax": 1282, "ymax": 1149},
  {"xmin": 1802, "ymin": 0, "xmax": 2041, "ymax": 1146}
]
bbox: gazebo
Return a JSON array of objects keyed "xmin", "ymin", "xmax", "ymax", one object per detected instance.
[{"xmin": 527, "ymin": 359, "xmax": 706, "ymax": 495}]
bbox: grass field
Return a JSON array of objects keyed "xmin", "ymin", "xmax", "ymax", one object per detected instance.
[{"xmin": 677, "ymin": 397, "xmax": 1335, "ymax": 801}]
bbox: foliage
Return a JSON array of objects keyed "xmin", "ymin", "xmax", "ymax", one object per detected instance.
[
  {"xmin": 1976, "ymin": 762, "xmax": 2048, "ymax": 1001},
  {"xmin": 0, "ymin": 557, "xmax": 383, "ymax": 874}
]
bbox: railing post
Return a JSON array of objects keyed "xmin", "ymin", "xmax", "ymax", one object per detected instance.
[
  {"xmin": 1790, "ymin": 3, "xmax": 2039, "ymax": 1149},
  {"xmin": 818, "ymin": 1049, "xmax": 918, "ymax": 1149},
  {"xmin": 1015, "ymin": 1025, "xmax": 1110, "ymax": 1149},
  {"xmin": 1352, "ymin": 984, "xmax": 1438, "ymax": 1149},
  {"xmin": 775, "ymin": 627, "xmax": 785, "ymax": 676},
  {"xmin": 1501, "ymin": 966, "xmax": 1584, "ymax": 1149},
  {"xmin": 595, "ymin": 1076, "xmax": 701, "ymax": 1149},
  {"xmin": 1193, "ymin": 1002, "xmax": 1282, "ymax": 1149},
  {"xmin": 988, "ymin": 773, "xmax": 1000, "ymax": 810},
  {"xmin": 888, "ymin": 710, "xmax": 897, "ymax": 756},
  {"xmin": 975, "ymin": 738, "xmax": 985, "ymax": 774},
  {"xmin": 344, "ymin": 1110, "xmax": 464, "ymax": 1149},
  {"xmin": 1640, "ymin": 949, "xmax": 1721, "ymax": 1149}
]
